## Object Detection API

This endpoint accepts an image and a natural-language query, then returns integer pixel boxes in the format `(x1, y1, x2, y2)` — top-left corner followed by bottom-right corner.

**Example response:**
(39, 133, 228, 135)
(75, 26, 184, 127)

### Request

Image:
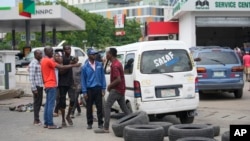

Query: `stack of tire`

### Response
(112, 111, 169, 141)
(168, 124, 220, 141)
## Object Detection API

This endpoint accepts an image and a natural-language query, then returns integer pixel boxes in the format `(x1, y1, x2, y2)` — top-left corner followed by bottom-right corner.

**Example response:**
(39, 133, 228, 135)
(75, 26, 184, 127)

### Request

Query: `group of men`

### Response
(28, 45, 131, 133)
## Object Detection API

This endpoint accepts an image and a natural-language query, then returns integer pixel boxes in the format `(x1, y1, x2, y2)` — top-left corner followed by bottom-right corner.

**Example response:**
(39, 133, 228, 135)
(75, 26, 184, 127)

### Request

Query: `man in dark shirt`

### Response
(58, 45, 75, 127)
(95, 48, 131, 133)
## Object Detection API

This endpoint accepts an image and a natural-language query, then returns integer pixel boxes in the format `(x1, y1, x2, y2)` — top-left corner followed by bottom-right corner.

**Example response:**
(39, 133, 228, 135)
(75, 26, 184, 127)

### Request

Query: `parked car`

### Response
(191, 46, 244, 98)
(104, 41, 199, 123)
(23, 46, 88, 66)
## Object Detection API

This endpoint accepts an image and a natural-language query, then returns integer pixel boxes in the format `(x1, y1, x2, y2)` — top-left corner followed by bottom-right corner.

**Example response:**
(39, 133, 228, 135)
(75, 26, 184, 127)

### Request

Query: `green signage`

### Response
(0, 7, 11, 10)
(215, 1, 250, 8)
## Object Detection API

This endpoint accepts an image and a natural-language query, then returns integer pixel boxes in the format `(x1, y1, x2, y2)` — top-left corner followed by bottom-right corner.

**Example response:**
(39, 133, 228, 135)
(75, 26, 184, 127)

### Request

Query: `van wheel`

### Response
(179, 112, 194, 124)
(234, 89, 243, 98)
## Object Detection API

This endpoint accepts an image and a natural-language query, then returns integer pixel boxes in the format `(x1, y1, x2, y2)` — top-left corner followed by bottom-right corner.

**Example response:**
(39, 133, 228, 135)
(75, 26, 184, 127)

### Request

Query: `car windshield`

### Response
(197, 51, 239, 65)
(140, 49, 193, 74)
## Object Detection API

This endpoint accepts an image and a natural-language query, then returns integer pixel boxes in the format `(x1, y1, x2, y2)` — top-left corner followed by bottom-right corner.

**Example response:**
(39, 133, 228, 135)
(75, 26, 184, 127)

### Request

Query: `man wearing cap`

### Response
(81, 48, 106, 129)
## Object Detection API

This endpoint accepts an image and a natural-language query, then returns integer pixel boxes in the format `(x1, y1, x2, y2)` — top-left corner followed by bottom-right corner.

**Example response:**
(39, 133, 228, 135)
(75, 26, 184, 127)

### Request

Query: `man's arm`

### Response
(28, 62, 37, 92)
(56, 63, 81, 70)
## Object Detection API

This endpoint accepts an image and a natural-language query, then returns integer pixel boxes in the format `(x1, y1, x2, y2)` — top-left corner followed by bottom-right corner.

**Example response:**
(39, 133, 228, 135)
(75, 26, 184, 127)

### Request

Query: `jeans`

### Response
(33, 86, 43, 122)
(44, 87, 56, 126)
(104, 89, 131, 129)
(72, 89, 81, 115)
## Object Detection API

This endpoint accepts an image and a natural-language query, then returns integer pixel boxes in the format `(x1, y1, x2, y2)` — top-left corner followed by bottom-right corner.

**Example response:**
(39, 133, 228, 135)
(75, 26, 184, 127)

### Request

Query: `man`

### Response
(71, 57, 82, 118)
(41, 46, 80, 129)
(58, 45, 75, 127)
(28, 50, 43, 125)
(95, 48, 131, 133)
(243, 51, 250, 82)
(81, 48, 106, 129)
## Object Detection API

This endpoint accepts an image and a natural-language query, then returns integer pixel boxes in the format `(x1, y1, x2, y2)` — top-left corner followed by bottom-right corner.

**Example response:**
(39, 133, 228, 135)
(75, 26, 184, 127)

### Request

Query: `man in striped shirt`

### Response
(29, 49, 44, 125)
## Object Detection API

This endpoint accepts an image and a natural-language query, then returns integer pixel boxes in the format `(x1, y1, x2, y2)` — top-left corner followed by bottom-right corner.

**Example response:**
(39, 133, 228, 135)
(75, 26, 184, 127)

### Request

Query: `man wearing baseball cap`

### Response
(81, 48, 106, 129)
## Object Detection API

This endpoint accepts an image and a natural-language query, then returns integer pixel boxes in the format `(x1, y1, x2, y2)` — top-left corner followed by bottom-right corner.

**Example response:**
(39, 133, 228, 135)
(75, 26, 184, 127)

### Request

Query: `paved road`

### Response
(0, 83, 250, 141)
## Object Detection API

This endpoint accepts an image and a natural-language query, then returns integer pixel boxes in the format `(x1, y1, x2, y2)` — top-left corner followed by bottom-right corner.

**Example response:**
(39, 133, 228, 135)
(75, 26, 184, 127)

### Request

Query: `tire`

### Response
(234, 89, 243, 98)
(123, 124, 164, 141)
(111, 113, 126, 119)
(112, 111, 149, 137)
(148, 121, 173, 136)
(206, 124, 220, 136)
(168, 124, 214, 141)
(176, 137, 217, 141)
(221, 131, 230, 141)
(179, 112, 194, 124)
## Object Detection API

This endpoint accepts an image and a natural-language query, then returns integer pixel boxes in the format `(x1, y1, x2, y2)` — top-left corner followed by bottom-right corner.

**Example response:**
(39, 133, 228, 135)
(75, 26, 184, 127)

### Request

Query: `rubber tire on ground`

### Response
(168, 124, 214, 141)
(148, 121, 173, 136)
(123, 124, 164, 141)
(221, 131, 230, 141)
(176, 137, 217, 141)
(206, 124, 220, 136)
(112, 111, 149, 137)
(111, 113, 126, 119)
(234, 89, 243, 98)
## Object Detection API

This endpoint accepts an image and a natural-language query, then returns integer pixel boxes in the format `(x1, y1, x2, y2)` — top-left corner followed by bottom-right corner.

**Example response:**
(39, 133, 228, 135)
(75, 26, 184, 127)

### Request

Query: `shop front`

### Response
(170, 0, 250, 49)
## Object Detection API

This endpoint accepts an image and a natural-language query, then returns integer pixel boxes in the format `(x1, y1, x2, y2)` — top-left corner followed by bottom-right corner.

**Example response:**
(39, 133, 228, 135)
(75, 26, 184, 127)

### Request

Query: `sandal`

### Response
(43, 125, 48, 128)
(66, 116, 73, 125)
(48, 125, 62, 129)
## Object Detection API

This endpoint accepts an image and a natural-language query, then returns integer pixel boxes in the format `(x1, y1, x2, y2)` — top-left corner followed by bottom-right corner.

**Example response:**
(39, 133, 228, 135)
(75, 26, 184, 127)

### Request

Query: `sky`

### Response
(0, 0, 15, 7)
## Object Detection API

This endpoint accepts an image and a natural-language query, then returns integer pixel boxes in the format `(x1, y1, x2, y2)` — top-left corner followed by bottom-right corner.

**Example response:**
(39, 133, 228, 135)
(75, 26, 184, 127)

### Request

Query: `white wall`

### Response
(179, 12, 196, 47)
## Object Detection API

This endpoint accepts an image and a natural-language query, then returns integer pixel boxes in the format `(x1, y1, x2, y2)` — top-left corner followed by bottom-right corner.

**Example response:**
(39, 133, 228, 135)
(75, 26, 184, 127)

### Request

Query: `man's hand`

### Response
(83, 94, 88, 100)
(107, 85, 111, 92)
(102, 90, 106, 97)
(73, 63, 81, 67)
(32, 90, 38, 95)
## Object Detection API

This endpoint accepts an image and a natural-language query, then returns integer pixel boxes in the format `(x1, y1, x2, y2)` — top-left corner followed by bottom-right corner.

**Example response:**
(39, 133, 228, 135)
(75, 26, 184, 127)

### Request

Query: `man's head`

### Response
(87, 48, 98, 61)
(54, 52, 62, 64)
(44, 46, 53, 58)
(34, 49, 43, 61)
(63, 45, 71, 56)
(106, 48, 117, 60)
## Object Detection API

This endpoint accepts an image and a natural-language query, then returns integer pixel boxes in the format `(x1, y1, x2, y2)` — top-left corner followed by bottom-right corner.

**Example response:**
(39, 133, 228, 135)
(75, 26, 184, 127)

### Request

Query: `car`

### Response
(191, 46, 244, 98)
(104, 41, 199, 123)
(23, 46, 88, 66)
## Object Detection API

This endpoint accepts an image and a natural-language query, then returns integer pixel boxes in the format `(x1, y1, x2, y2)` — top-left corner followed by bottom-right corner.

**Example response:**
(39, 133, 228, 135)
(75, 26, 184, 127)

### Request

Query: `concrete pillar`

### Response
(12, 30, 16, 50)
(41, 24, 46, 46)
(25, 20, 31, 47)
(52, 28, 56, 46)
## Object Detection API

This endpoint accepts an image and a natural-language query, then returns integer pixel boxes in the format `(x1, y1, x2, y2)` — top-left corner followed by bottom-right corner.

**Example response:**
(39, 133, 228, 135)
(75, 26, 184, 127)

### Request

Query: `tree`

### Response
(1, 0, 142, 50)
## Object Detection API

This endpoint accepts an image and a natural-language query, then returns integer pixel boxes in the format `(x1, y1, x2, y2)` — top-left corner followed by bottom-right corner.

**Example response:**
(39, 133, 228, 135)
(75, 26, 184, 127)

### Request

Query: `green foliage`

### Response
(1, 0, 142, 50)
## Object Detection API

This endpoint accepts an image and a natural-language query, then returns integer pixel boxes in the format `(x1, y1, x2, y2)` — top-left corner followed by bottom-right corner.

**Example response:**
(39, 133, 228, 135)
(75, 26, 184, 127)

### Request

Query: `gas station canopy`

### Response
(0, 5, 85, 32)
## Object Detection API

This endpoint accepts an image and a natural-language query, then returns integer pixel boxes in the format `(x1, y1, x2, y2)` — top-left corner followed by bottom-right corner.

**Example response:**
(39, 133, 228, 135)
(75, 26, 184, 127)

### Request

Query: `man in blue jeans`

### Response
(40, 46, 81, 129)
(81, 48, 106, 129)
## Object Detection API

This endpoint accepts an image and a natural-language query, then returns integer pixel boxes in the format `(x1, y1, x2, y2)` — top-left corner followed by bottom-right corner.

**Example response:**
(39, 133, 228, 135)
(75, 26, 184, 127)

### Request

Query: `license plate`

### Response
(161, 89, 176, 97)
(213, 71, 225, 77)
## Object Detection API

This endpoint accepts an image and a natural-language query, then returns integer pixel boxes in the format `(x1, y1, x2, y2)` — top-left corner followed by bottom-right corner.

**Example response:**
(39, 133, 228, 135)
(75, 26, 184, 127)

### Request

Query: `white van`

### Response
(104, 40, 199, 123)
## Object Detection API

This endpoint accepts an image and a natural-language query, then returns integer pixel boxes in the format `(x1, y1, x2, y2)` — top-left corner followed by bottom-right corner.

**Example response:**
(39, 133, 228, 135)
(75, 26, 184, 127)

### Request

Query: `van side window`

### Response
(75, 49, 85, 57)
(124, 53, 135, 74)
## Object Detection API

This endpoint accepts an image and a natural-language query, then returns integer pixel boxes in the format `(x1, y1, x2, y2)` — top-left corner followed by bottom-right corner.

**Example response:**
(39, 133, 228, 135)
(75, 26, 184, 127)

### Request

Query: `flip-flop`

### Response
(48, 125, 62, 129)
(66, 116, 73, 125)
(62, 122, 67, 127)
(43, 125, 48, 128)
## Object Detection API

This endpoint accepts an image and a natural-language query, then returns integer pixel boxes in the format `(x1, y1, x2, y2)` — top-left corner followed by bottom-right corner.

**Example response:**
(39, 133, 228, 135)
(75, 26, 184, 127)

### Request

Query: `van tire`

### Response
(111, 113, 126, 119)
(123, 124, 164, 141)
(148, 121, 173, 136)
(179, 112, 194, 124)
(206, 124, 220, 136)
(112, 111, 149, 137)
(168, 124, 214, 141)
(221, 131, 230, 141)
(234, 89, 243, 98)
(176, 137, 216, 141)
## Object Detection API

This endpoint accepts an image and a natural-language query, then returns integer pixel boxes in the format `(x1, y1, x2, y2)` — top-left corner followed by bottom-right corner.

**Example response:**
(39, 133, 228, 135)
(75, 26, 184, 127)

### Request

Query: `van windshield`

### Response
(140, 49, 192, 74)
